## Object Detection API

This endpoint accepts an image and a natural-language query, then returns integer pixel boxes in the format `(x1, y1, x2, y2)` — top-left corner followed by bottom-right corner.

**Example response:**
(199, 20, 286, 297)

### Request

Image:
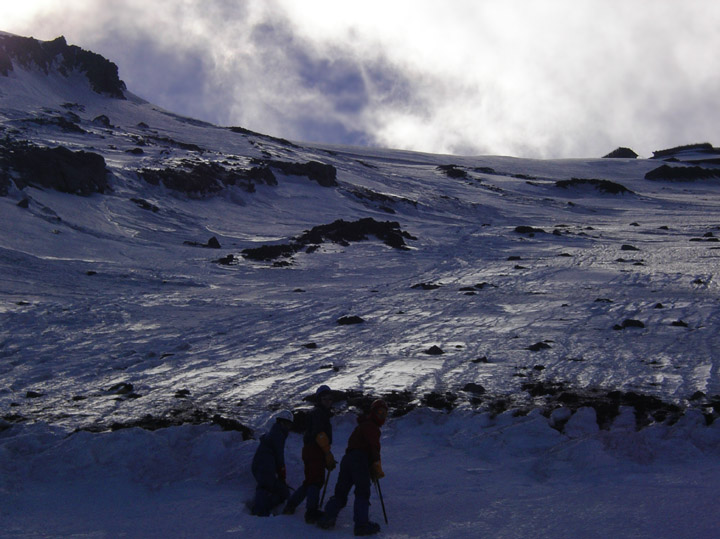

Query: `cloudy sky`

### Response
(2, 0, 719, 158)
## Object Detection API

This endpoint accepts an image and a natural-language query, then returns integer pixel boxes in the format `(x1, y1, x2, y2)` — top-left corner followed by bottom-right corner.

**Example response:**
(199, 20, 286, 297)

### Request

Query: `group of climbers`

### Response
(249, 385, 388, 536)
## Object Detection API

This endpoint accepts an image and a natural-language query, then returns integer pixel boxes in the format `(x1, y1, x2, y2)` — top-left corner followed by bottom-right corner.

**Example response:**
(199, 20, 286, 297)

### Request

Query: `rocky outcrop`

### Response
(0, 140, 109, 195)
(555, 178, 632, 194)
(0, 34, 126, 98)
(602, 147, 638, 159)
(139, 162, 276, 195)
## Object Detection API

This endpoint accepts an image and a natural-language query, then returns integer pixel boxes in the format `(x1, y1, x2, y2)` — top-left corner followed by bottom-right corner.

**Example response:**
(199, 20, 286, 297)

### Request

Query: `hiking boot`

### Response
(354, 521, 381, 536)
(316, 516, 336, 530)
(304, 508, 324, 524)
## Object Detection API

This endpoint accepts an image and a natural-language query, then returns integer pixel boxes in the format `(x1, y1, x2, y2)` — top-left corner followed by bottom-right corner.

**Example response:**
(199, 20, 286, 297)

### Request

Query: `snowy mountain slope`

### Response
(2, 34, 720, 431)
(2, 34, 720, 538)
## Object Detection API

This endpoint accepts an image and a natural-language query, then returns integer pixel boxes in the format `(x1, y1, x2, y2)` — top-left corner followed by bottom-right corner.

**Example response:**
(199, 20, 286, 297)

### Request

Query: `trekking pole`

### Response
(320, 469, 332, 505)
(374, 479, 388, 525)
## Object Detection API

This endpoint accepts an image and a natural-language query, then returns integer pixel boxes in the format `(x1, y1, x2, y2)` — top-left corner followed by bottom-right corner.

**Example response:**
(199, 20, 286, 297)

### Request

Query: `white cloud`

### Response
(1, 0, 719, 157)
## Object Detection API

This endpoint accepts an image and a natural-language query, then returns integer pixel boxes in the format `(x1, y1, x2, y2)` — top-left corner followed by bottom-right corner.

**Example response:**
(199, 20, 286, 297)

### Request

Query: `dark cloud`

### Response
(2, 0, 719, 157)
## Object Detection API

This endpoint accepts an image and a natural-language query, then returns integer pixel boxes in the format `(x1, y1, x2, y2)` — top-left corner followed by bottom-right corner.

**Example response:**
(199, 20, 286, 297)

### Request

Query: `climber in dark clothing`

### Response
(318, 399, 388, 536)
(283, 385, 337, 523)
(250, 410, 294, 516)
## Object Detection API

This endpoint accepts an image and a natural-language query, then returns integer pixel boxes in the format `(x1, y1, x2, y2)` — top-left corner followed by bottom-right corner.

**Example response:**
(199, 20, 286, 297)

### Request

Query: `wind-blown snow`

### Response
(2, 37, 720, 537)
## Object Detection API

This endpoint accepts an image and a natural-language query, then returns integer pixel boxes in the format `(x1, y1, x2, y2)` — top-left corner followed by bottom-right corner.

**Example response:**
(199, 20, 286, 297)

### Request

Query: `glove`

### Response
(325, 451, 337, 471)
(278, 466, 287, 482)
(371, 460, 385, 480)
(316, 432, 331, 452)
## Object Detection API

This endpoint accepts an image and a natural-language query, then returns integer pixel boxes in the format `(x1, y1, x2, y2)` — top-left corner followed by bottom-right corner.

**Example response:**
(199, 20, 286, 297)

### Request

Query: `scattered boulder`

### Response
(527, 342, 552, 351)
(130, 198, 159, 212)
(613, 319, 645, 330)
(184, 236, 221, 249)
(411, 282, 441, 290)
(337, 315, 364, 325)
(462, 383, 486, 395)
(424, 345, 444, 355)
(514, 226, 546, 235)
(421, 391, 458, 411)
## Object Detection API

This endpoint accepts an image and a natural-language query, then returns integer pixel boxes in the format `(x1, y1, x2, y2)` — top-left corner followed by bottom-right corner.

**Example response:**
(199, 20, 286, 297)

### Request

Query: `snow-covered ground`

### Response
(2, 34, 720, 537)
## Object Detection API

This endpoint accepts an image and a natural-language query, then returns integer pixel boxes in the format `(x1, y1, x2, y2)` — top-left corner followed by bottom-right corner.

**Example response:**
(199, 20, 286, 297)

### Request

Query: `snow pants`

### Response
(321, 449, 372, 525)
(251, 453, 289, 516)
(286, 443, 326, 511)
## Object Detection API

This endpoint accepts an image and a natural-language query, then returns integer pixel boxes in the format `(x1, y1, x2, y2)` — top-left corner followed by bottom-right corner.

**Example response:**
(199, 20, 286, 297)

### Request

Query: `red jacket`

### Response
(346, 414, 381, 463)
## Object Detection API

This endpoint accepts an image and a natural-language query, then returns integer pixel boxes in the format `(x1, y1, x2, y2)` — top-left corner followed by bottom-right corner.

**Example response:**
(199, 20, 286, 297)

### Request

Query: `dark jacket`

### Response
(303, 405, 333, 447)
(345, 414, 381, 464)
(252, 421, 288, 475)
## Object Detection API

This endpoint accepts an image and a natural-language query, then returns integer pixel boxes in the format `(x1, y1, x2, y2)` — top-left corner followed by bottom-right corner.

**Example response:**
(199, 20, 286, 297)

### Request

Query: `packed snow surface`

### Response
(1, 37, 720, 537)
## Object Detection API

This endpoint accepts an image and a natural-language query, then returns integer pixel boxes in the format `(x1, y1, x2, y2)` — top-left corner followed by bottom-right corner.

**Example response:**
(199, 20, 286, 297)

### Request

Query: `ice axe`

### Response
(320, 468, 332, 505)
(374, 478, 388, 525)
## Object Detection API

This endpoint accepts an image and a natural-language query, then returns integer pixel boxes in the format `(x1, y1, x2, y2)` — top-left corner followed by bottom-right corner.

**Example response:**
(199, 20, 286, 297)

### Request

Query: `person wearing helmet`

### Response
(283, 385, 336, 523)
(250, 410, 294, 516)
(317, 399, 388, 536)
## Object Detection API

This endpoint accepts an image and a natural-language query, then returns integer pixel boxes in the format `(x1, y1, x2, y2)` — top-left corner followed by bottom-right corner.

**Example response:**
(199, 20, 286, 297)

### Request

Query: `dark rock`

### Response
(1, 141, 108, 195)
(421, 391, 458, 411)
(242, 243, 298, 261)
(107, 382, 134, 395)
(645, 164, 720, 181)
(25, 391, 43, 398)
(437, 164, 468, 178)
(471, 356, 490, 363)
(412, 282, 441, 290)
(556, 178, 632, 194)
(93, 115, 112, 127)
(17, 198, 30, 208)
(211, 415, 253, 439)
(514, 226, 545, 235)
(337, 315, 364, 325)
(130, 198, 159, 212)
(613, 319, 645, 330)
(462, 383, 486, 395)
(424, 345, 444, 355)
(214, 254, 236, 265)
(527, 342, 552, 351)
(303, 342, 318, 349)
(603, 147, 638, 159)
(651, 142, 718, 159)
(0, 34, 126, 98)
(671, 320, 689, 327)
(258, 159, 337, 187)
(242, 218, 416, 263)
(621, 244, 640, 251)
(297, 218, 416, 250)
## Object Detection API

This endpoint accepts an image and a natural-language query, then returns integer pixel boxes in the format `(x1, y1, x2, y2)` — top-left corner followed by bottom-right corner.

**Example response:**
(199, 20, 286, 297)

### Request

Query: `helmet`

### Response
(316, 385, 331, 396)
(275, 410, 294, 423)
(370, 399, 388, 412)
(370, 399, 389, 425)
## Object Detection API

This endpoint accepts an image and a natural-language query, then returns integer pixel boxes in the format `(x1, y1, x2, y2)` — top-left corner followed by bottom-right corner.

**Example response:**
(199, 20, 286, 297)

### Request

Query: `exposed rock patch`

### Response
(0, 34, 126, 97)
(241, 218, 416, 262)
(0, 140, 108, 195)
(556, 178, 632, 194)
